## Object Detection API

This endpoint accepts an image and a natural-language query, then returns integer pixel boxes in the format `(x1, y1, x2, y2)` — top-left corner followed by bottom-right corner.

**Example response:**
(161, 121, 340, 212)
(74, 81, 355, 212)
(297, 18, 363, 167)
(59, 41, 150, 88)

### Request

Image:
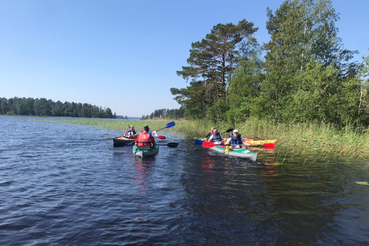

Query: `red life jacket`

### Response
(136, 132, 153, 147)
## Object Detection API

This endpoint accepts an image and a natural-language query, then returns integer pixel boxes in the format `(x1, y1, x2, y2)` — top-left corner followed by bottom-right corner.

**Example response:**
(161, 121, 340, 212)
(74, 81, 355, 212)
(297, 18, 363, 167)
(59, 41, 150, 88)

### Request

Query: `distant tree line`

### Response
(0, 97, 116, 118)
(140, 107, 184, 120)
(171, 0, 369, 130)
(116, 115, 129, 119)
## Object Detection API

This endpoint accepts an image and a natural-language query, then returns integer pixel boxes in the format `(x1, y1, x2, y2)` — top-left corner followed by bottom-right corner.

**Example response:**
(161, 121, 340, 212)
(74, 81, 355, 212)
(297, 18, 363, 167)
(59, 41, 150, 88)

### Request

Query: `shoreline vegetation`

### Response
(35, 118, 369, 160)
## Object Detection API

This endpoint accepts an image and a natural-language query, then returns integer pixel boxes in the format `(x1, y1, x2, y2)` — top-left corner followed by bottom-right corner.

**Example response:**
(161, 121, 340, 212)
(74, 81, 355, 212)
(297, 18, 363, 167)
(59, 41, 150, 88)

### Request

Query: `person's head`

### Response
(130, 125, 134, 129)
(210, 127, 214, 133)
(213, 128, 218, 134)
(233, 129, 239, 136)
(144, 125, 149, 133)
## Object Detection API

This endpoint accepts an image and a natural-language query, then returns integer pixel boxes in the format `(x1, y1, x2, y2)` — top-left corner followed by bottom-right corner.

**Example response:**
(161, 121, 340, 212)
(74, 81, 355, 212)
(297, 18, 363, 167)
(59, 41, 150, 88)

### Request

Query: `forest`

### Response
(0, 97, 116, 118)
(166, 0, 369, 130)
(140, 107, 184, 120)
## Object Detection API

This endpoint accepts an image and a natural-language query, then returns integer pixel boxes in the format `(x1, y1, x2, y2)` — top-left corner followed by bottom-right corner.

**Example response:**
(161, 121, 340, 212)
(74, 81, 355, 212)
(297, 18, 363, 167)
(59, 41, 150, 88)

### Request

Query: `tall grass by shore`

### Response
(36, 118, 369, 159)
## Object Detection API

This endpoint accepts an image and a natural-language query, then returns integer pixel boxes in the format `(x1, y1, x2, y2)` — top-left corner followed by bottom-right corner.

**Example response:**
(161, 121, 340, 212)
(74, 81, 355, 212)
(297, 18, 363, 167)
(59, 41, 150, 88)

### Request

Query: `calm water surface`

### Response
(0, 116, 368, 245)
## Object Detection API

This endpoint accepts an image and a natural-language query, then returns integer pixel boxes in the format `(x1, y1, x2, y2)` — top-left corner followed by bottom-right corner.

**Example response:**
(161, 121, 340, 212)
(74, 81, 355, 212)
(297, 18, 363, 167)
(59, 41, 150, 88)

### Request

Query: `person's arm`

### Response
(225, 138, 231, 145)
(150, 135, 156, 146)
(240, 135, 247, 147)
(208, 135, 213, 142)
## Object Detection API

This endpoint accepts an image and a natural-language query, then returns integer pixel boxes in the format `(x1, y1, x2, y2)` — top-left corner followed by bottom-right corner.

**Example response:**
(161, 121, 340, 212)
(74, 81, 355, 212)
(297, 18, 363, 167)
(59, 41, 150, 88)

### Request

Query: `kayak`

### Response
(243, 139, 277, 146)
(133, 145, 159, 158)
(209, 145, 258, 162)
(113, 136, 135, 147)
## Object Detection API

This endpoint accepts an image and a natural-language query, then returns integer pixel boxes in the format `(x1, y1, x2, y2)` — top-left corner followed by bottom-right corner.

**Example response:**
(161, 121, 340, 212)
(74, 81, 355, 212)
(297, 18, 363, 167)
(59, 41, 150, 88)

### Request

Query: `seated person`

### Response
(203, 127, 214, 141)
(142, 124, 154, 135)
(207, 128, 223, 145)
(225, 129, 246, 148)
(124, 125, 137, 138)
(135, 125, 156, 147)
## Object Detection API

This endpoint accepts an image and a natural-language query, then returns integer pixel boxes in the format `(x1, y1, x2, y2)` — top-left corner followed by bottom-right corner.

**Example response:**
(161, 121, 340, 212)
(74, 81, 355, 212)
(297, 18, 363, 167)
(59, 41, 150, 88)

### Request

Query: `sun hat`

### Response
(233, 129, 239, 133)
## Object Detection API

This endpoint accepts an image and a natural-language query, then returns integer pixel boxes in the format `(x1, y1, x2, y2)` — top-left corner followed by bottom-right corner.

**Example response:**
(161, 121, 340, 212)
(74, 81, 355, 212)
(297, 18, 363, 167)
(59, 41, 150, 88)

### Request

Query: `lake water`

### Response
(0, 116, 368, 245)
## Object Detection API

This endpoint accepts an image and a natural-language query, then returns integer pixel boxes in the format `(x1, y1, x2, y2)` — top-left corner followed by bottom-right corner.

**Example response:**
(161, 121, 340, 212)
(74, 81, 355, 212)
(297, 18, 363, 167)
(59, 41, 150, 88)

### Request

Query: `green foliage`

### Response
(140, 107, 184, 120)
(259, 0, 360, 126)
(168, 0, 369, 132)
(206, 97, 230, 123)
(0, 97, 115, 118)
(227, 38, 264, 123)
(173, 19, 258, 119)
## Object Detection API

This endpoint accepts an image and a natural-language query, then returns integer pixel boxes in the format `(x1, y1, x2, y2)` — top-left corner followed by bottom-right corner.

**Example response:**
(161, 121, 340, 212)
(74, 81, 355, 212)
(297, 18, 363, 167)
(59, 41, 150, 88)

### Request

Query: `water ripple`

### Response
(0, 116, 368, 245)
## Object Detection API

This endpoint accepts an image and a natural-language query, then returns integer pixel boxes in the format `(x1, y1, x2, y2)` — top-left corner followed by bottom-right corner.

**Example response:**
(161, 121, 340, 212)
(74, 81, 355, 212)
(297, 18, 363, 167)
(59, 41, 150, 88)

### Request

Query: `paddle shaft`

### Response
(154, 121, 175, 133)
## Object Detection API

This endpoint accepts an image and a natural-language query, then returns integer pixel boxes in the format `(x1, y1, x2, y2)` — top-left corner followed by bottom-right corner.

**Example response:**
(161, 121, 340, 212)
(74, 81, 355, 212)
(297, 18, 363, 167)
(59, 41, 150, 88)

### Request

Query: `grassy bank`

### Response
(36, 118, 369, 159)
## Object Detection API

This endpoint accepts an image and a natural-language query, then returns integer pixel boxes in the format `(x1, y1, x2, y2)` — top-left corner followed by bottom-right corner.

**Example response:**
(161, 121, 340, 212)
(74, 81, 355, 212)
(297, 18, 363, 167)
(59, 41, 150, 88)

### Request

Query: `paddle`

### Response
(224, 146, 233, 154)
(260, 143, 275, 149)
(202, 141, 275, 149)
(106, 136, 123, 140)
(158, 136, 166, 139)
(167, 142, 179, 148)
(155, 121, 175, 132)
(221, 128, 234, 135)
(194, 139, 204, 145)
(126, 140, 136, 146)
(202, 142, 220, 148)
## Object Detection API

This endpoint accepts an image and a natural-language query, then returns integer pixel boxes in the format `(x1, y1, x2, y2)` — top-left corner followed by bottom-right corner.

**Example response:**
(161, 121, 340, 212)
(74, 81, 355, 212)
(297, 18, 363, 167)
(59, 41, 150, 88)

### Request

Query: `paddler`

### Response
(207, 128, 224, 145)
(225, 129, 246, 148)
(135, 125, 156, 147)
(204, 127, 214, 140)
(125, 125, 137, 138)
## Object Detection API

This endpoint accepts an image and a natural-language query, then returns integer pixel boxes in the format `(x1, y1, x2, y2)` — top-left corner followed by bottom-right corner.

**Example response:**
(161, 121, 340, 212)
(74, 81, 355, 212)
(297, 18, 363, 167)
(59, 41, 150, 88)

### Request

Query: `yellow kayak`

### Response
(243, 139, 277, 146)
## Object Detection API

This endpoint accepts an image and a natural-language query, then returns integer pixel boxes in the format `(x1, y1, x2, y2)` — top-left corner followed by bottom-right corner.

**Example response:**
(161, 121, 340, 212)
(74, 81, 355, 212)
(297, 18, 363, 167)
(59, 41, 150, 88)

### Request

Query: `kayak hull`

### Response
(210, 145, 258, 161)
(113, 137, 135, 147)
(243, 139, 277, 146)
(133, 145, 159, 158)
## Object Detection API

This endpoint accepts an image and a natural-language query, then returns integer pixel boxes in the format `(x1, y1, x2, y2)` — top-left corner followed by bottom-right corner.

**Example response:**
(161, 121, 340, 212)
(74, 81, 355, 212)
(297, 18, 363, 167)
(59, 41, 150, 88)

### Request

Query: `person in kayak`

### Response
(142, 124, 155, 135)
(124, 125, 137, 138)
(204, 127, 214, 140)
(225, 129, 246, 148)
(135, 125, 156, 147)
(207, 128, 224, 145)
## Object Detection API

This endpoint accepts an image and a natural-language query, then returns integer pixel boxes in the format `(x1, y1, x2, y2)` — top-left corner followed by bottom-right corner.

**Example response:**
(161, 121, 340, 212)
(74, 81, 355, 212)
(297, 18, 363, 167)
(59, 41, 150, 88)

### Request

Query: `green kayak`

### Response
(133, 145, 159, 158)
(210, 145, 258, 162)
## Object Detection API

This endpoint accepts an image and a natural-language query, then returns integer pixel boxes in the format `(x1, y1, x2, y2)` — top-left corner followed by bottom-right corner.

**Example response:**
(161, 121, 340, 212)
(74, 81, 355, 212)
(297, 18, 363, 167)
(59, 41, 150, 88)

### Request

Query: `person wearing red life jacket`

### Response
(135, 125, 156, 147)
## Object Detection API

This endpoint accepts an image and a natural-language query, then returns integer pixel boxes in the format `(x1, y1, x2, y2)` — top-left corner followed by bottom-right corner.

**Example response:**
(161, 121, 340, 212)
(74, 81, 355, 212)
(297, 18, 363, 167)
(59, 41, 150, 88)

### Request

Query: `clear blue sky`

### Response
(1, 0, 368, 117)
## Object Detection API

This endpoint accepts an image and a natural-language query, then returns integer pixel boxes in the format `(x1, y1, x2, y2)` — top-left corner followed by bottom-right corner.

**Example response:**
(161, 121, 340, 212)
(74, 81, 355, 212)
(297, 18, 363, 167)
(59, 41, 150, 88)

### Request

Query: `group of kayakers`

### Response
(123, 124, 245, 149)
(205, 127, 246, 148)
(123, 124, 156, 148)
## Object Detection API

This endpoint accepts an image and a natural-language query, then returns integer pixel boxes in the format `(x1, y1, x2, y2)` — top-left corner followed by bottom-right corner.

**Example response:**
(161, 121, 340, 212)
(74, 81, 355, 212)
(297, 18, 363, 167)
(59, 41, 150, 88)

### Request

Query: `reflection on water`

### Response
(0, 116, 369, 245)
(133, 158, 152, 192)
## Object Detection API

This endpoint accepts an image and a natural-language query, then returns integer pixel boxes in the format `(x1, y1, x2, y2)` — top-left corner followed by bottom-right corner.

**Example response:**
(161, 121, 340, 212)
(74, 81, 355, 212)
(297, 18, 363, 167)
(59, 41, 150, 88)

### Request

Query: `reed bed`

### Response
(36, 118, 369, 159)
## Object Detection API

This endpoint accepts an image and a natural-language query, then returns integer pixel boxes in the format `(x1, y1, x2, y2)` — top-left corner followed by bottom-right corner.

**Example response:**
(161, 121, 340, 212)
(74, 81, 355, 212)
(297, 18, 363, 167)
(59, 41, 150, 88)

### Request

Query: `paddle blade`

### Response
(226, 128, 234, 133)
(262, 143, 275, 149)
(167, 142, 179, 148)
(224, 146, 233, 154)
(158, 136, 166, 139)
(165, 121, 175, 129)
(194, 139, 203, 145)
(202, 142, 216, 148)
